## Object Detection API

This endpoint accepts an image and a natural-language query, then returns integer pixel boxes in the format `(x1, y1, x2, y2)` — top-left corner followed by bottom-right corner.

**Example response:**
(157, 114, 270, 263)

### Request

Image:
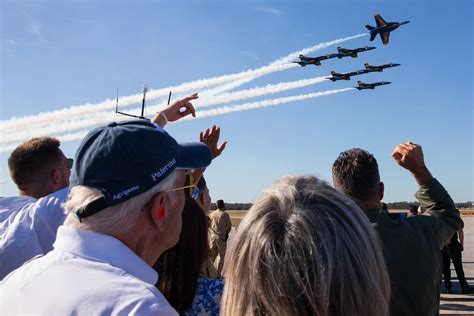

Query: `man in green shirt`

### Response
(332, 141, 463, 316)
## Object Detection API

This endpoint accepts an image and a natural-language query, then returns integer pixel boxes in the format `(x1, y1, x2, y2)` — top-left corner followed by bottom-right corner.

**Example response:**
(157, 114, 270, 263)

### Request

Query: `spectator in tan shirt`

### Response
(209, 199, 231, 276)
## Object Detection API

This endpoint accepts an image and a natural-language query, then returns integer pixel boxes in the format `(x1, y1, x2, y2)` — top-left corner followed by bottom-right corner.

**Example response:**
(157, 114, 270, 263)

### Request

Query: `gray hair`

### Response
(64, 170, 179, 235)
(222, 175, 390, 316)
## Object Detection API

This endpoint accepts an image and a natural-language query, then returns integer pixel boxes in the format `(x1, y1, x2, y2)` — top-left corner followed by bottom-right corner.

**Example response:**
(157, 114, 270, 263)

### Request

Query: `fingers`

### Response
(179, 102, 196, 118)
(217, 141, 228, 155)
(181, 93, 199, 102)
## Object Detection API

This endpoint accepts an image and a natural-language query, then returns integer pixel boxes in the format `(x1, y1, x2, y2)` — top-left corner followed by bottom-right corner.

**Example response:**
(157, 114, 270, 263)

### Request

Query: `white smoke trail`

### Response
(0, 76, 329, 144)
(0, 33, 366, 132)
(190, 88, 355, 119)
(0, 87, 354, 153)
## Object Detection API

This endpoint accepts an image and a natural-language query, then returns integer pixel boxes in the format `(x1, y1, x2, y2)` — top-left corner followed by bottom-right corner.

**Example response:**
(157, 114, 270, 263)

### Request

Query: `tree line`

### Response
(211, 201, 473, 211)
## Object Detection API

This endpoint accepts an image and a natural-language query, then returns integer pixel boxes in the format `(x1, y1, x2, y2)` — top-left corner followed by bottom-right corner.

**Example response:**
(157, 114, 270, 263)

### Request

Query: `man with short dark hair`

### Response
(8, 137, 70, 199)
(209, 199, 231, 276)
(332, 142, 462, 315)
(0, 137, 70, 279)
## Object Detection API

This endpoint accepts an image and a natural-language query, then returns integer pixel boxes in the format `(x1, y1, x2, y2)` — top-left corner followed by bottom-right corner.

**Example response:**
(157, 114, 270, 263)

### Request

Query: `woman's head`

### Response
(222, 175, 390, 316)
(154, 197, 210, 314)
(195, 176, 212, 215)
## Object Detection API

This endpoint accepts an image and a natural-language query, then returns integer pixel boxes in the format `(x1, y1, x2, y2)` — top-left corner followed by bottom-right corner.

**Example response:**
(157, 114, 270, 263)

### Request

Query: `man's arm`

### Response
(391, 142, 463, 248)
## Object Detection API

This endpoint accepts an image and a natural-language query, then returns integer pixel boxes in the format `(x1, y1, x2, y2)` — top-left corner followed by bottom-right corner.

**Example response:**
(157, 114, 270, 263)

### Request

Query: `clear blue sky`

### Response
(1, 0, 472, 203)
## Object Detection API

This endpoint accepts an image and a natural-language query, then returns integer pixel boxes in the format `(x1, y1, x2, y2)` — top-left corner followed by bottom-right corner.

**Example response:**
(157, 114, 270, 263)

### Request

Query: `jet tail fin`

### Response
(369, 32, 377, 41)
(365, 25, 375, 30)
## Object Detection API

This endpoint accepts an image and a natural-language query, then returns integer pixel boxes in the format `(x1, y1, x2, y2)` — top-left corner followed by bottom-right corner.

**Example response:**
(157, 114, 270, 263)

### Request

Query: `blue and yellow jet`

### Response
(366, 14, 410, 45)
(355, 80, 391, 90)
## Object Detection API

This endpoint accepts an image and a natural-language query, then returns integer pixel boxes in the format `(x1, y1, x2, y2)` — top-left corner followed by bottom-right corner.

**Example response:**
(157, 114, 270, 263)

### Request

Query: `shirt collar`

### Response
(365, 208, 382, 223)
(53, 226, 158, 285)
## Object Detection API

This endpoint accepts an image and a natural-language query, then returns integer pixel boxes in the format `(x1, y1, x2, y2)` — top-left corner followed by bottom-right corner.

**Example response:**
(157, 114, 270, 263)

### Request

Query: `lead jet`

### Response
(364, 62, 400, 72)
(327, 69, 369, 82)
(293, 53, 340, 66)
(366, 13, 410, 45)
(336, 46, 376, 58)
(355, 80, 391, 90)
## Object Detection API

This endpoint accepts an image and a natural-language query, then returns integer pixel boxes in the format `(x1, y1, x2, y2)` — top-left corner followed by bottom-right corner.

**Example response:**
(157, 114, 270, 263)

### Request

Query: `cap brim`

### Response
(176, 142, 212, 169)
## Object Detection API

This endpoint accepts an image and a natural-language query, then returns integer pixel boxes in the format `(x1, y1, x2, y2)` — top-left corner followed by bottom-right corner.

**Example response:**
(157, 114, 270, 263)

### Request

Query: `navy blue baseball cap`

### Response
(70, 120, 212, 220)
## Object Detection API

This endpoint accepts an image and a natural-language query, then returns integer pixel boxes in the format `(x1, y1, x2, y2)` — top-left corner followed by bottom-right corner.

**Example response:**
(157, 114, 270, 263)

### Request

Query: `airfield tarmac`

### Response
(227, 213, 474, 315)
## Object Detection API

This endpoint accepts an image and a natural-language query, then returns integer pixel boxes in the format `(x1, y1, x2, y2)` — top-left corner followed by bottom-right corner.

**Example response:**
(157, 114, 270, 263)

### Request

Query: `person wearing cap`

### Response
(209, 199, 231, 277)
(0, 94, 216, 315)
(332, 141, 463, 315)
(0, 137, 70, 280)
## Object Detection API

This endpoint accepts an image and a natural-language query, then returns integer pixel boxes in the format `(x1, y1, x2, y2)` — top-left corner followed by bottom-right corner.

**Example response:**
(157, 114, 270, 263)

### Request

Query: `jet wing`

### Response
(381, 31, 390, 45)
(337, 47, 351, 54)
(374, 14, 387, 27)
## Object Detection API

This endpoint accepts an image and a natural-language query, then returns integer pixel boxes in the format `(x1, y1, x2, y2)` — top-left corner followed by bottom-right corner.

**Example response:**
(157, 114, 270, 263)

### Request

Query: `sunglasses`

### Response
(67, 158, 74, 169)
(167, 174, 198, 198)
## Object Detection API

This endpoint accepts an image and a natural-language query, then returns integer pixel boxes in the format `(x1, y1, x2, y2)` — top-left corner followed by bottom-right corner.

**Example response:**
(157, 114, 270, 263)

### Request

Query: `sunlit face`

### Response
(57, 150, 71, 188)
(200, 186, 212, 215)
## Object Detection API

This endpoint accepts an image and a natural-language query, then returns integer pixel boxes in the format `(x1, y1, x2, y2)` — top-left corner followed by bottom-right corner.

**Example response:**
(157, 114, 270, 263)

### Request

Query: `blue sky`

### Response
(1, 0, 472, 203)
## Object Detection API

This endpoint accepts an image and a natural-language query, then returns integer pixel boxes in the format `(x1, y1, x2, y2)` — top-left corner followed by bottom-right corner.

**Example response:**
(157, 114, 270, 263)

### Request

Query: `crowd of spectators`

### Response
(0, 93, 470, 315)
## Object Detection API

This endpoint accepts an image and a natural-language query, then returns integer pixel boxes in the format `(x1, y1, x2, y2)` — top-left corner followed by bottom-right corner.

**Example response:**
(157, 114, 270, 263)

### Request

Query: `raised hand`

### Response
(152, 93, 198, 127)
(200, 125, 227, 159)
(391, 141, 433, 186)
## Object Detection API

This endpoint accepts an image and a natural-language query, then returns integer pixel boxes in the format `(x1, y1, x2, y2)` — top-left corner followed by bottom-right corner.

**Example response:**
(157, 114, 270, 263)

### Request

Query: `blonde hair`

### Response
(221, 175, 390, 316)
(64, 170, 179, 235)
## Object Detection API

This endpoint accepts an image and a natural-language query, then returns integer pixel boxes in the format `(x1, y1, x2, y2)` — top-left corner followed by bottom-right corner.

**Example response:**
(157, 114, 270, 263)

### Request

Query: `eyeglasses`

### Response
(167, 174, 197, 198)
(67, 158, 74, 169)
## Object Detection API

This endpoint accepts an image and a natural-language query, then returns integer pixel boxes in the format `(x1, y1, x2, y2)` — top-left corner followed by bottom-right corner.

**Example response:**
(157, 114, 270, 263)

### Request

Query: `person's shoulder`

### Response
(209, 209, 220, 218)
(0, 196, 37, 224)
(0, 195, 37, 211)
(185, 277, 224, 316)
(197, 276, 224, 291)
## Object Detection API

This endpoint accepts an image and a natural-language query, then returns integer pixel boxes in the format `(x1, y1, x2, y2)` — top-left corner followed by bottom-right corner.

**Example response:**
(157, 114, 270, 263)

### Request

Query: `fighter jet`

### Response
(355, 80, 391, 90)
(336, 46, 376, 59)
(327, 70, 369, 82)
(293, 53, 340, 66)
(366, 13, 410, 45)
(364, 63, 401, 72)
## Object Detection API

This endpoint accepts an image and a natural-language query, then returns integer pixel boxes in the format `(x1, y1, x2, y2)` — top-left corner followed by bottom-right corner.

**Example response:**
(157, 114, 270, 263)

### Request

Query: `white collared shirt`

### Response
(0, 188, 68, 280)
(0, 225, 178, 315)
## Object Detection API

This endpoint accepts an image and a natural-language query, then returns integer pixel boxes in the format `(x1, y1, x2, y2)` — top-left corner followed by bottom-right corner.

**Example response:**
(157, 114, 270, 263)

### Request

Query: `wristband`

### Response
(159, 112, 168, 124)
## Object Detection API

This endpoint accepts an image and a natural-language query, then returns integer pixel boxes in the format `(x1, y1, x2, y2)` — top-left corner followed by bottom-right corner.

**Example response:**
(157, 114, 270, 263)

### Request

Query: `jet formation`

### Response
(366, 13, 409, 45)
(355, 80, 391, 90)
(292, 13, 409, 92)
(294, 46, 375, 67)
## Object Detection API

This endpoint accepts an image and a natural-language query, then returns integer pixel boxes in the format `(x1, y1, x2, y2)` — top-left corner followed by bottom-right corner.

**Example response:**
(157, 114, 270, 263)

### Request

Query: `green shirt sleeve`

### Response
(415, 177, 463, 248)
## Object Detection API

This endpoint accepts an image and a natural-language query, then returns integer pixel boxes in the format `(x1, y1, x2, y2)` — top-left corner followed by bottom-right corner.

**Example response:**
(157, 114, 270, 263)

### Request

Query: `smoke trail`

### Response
(190, 88, 355, 119)
(0, 63, 293, 133)
(0, 76, 329, 144)
(0, 87, 354, 153)
(1, 33, 365, 132)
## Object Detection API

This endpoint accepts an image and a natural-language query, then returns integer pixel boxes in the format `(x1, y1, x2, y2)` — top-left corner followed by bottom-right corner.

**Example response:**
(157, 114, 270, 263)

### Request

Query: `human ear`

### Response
(150, 193, 167, 231)
(379, 182, 385, 200)
(51, 169, 61, 186)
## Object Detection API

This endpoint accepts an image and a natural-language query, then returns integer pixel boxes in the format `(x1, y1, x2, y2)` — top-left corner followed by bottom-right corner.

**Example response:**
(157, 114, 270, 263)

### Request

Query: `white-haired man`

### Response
(1, 114, 213, 314)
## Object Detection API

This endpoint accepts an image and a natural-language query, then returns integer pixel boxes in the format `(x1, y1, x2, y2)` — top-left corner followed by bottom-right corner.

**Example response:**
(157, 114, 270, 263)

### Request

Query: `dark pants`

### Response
(442, 242, 468, 289)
